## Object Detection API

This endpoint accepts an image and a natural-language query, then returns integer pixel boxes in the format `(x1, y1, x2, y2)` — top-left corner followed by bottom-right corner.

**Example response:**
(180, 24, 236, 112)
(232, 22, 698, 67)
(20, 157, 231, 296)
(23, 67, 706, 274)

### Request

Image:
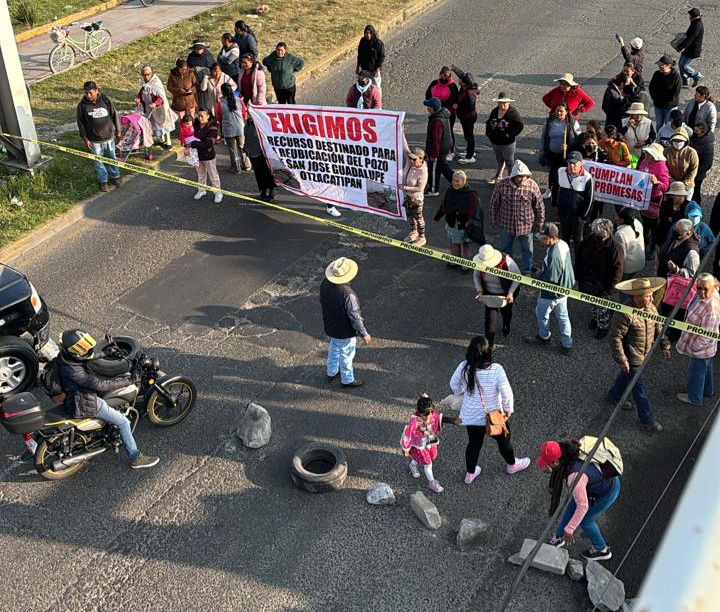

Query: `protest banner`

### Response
(584, 161, 652, 211)
(248, 105, 406, 220)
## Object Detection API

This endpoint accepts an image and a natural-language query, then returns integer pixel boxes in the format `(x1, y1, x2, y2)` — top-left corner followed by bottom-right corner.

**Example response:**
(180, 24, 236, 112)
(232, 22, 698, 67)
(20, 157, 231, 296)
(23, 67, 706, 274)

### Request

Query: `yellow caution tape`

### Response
(5, 132, 720, 341)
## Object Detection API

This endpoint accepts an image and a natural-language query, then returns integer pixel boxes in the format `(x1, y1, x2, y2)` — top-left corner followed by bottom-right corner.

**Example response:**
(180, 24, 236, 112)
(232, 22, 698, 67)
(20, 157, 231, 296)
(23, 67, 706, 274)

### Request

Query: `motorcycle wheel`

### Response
(0, 336, 39, 399)
(34, 433, 89, 481)
(146, 377, 196, 427)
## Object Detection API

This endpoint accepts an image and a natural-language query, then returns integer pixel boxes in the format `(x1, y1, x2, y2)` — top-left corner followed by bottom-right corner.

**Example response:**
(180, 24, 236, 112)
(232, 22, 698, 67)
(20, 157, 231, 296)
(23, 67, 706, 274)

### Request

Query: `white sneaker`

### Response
(445, 152, 455, 161)
(409, 462, 420, 478)
(542, 189, 552, 199)
(457, 156, 476, 164)
(425, 190, 440, 197)
(214, 192, 223, 204)
(194, 190, 207, 200)
(326, 206, 341, 217)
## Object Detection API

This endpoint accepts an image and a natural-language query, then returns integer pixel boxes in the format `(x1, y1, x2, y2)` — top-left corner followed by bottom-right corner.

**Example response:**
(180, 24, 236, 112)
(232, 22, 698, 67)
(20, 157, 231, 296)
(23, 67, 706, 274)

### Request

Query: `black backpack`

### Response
(39, 358, 63, 398)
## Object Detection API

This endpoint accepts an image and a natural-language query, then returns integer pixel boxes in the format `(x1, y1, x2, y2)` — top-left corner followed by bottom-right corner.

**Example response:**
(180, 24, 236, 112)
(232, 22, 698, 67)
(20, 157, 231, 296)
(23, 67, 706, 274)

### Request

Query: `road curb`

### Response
(14, 0, 127, 43)
(4, 0, 439, 263)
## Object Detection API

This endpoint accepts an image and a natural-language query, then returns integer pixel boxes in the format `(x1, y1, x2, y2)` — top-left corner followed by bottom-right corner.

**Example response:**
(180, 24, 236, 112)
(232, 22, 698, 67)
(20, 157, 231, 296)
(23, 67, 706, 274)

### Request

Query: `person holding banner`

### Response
(433, 171, 478, 268)
(400, 147, 429, 246)
(637, 143, 670, 259)
(243, 117, 275, 202)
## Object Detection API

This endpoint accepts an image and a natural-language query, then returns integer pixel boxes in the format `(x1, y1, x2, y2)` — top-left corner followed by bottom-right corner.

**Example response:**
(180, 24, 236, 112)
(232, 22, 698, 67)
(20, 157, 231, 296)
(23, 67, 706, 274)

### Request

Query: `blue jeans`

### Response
(608, 367, 653, 424)
(91, 139, 120, 184)
(556, 477, 621, 550)
(499, 228, 533, 274)
(96, 397, 139, 460)
(654, 107, 677, 131)
(536, 296, 572, 348)
(688, 357, 714, 404)
(326, 336, 357, 384)
(679, 55, 702, 83)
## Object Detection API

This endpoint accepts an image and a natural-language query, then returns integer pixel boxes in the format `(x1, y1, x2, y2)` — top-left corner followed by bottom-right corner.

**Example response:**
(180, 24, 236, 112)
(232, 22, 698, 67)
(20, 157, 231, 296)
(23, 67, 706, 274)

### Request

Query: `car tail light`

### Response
(29, 283, 42, 314)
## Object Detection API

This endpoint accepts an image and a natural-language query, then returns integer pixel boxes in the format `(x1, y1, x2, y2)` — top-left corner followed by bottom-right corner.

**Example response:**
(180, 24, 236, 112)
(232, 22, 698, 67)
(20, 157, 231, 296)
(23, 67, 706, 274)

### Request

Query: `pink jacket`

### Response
(637, 158, 670, 218)
(242, 64, 267, 106)
(346, 84, 382, 109)
(400, 412, 442, 451)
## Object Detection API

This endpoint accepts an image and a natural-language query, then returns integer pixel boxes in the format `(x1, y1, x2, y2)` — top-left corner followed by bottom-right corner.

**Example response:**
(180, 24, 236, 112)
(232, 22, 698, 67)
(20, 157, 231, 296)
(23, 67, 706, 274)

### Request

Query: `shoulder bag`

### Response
(467, 205, 486, 245)
(475, 374, 509, 436)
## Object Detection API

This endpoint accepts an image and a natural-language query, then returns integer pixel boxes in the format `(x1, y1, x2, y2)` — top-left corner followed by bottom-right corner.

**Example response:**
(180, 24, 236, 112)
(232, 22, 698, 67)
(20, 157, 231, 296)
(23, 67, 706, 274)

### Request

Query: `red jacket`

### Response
(542, 86, 595, 118)
(346, 84, 382, 109)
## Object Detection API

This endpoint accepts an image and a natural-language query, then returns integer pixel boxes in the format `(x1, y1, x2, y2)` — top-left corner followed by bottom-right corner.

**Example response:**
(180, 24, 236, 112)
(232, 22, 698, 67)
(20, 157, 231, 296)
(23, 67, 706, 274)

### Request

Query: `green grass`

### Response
(10, 0, 107, 32)
(31, 0, 417, 130)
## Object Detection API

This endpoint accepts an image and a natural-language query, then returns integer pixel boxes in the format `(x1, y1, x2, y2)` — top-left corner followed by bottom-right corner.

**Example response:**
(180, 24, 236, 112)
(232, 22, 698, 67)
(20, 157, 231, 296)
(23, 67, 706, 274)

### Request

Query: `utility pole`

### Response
(0, 0, 43, 171)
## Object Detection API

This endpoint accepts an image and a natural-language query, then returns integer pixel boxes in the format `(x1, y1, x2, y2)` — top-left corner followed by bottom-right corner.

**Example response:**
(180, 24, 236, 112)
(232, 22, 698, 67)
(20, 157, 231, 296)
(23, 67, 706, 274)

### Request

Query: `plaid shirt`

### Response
(490, 177, 545, 236)
(677, 292, 720, 359)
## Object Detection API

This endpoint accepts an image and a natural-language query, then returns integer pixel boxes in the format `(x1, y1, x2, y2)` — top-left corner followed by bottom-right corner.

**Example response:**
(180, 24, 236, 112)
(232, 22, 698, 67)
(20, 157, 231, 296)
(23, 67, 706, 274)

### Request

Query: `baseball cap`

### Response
(423, 97, 442, 112)
(567, 151, 583, 164)
(83, 80, 98, 91)
(536, 441, 562, 468)
(539, 222, 559, 238)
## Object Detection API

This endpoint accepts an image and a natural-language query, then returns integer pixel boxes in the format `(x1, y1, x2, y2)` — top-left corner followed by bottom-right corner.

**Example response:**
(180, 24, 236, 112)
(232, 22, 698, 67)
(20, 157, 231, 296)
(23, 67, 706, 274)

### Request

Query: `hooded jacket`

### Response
(346, 82, 382, 109)
(664, 129, 699, 189)
(649, 69, 682, 109)
(357, 26, 385, 72)
(680, 17, 704, 59)
(76, 93, 121, 143)
(685, 201, 716, 258)
(57, 351, 131, 417)
(425, 107, 453, 158)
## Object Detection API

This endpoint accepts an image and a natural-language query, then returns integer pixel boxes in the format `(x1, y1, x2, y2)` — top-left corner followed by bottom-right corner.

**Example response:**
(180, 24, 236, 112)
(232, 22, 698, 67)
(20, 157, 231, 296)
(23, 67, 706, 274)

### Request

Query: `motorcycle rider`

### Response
(57, 330, 159, 469)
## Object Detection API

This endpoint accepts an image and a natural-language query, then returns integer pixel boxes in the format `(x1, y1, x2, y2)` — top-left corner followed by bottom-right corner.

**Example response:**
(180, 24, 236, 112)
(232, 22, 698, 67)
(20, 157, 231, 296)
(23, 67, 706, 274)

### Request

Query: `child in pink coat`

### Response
(401, 394, 459, 493)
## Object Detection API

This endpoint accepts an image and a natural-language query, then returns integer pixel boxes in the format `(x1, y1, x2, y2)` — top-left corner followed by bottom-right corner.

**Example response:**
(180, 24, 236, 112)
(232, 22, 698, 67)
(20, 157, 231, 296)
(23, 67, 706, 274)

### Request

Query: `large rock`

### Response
(567, 558, 584, 581)
(507, 553, 524, 566)
(366, 482, 396, 505)
(586, 561, 625, 612)
(237, 403, 272, 448)
(456, 518, 489, 551)
(517, 538, 569, 575)
(410, 491, 441, 530)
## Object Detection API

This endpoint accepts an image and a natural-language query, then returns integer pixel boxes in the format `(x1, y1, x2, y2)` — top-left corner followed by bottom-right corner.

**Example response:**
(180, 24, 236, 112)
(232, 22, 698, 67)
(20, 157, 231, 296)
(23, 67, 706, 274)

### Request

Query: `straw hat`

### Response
(493, 92, 515, 103)
(325, 257, 358, 284)
(641, 143, 666, 161)
(554, 73, 578, 87)
(615, 277, 666, 296)
(473, 244, 503, 268)
(667, 181, 688, 196)
(625, 102, 648, 116)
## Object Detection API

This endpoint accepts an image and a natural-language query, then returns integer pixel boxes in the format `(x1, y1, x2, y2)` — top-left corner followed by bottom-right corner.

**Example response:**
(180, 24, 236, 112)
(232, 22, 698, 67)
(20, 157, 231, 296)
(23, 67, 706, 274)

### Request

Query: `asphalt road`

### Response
(2, 1, 719, 610)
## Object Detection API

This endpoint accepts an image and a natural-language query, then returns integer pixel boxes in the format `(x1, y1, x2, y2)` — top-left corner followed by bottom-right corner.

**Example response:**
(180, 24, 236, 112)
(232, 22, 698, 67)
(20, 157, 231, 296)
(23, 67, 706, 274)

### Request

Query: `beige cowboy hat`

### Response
(615, 277, 666, 296)
(492, 92, 515, 103)
(625, 102, 648, 116)
(473, 244, 503, 268)
(554, 73, 578, 87)
(667, 181, 688, 196)
(641, 143, 666, 161)
(325, 257, 358, 284)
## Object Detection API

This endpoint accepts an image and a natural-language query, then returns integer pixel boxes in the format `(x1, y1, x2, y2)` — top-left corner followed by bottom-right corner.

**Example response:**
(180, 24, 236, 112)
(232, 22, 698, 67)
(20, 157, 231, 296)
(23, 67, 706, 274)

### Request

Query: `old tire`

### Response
(87, 336, 142, 377)
(290, 443, 347, 493)
(0, 336, 38, 398)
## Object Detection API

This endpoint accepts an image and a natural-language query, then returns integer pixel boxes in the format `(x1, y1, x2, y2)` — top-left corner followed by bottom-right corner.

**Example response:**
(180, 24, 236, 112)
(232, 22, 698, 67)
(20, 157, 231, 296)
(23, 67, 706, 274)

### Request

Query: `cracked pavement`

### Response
(2, 0, 719, 610)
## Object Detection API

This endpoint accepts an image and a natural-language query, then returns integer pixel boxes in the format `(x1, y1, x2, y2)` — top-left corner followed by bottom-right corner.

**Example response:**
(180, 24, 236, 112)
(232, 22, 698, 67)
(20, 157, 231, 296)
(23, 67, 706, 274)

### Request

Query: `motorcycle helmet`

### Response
(60, 330, 97, 360)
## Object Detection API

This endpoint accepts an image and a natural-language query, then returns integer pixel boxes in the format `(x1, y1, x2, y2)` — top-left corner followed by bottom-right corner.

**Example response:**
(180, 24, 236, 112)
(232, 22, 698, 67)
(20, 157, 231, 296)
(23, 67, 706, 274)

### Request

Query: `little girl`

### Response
(178, 114, 199, 167)
(401, 394, 459, 493)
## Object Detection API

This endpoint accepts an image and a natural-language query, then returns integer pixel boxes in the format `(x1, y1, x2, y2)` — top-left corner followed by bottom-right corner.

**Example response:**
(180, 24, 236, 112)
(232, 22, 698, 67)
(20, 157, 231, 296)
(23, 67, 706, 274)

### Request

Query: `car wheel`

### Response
(290, 443, 347, 493)
(0, 336, 38, 398)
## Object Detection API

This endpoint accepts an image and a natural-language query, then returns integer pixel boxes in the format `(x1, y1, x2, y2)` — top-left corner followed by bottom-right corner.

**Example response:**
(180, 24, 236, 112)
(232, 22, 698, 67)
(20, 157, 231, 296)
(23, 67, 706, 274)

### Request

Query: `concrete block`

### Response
(518, 538, 569, 575)
(238, 403, 271, 448)
(456, 518, 489, 551)
(567, 558, 584, 581)
(507, 553, 524, 566)
(410, 491, 441, 530)
(586, 561, 625, 612)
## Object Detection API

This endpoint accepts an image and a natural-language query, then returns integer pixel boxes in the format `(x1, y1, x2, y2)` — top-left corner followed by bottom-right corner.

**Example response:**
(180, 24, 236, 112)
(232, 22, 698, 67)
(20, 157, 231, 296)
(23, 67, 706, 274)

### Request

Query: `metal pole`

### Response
(0, 0, 42, 169)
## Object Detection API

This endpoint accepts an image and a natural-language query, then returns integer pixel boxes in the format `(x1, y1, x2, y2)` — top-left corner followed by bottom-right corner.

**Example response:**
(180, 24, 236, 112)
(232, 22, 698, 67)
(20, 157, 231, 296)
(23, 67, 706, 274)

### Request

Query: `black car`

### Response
(0, 264, 56, 397)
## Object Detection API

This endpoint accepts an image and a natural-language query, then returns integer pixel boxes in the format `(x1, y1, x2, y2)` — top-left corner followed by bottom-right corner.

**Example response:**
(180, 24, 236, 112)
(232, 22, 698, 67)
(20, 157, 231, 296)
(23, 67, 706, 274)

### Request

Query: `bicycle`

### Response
(48, 21, 113, 74)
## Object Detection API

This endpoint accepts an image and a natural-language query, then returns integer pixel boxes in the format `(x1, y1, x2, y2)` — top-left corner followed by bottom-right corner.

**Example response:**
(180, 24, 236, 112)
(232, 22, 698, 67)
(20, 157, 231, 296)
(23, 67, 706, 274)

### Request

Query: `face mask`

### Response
(690, 216, 700, 226)
(672, 141, 685, 150)
(584, 144, 597, 154)
(358, 80, 369, 87)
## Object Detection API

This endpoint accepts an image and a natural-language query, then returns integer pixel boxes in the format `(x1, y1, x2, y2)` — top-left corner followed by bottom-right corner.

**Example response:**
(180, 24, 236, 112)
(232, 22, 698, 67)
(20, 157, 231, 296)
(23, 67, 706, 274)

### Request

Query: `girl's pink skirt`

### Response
(409, 445, 438, 465)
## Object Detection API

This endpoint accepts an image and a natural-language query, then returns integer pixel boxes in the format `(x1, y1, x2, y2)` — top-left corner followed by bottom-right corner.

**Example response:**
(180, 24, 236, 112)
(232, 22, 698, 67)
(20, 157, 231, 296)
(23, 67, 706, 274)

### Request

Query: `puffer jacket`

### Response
(610, 306, 670, 367)
(57, 352, 131, 417)
(664, 129, 699, 189)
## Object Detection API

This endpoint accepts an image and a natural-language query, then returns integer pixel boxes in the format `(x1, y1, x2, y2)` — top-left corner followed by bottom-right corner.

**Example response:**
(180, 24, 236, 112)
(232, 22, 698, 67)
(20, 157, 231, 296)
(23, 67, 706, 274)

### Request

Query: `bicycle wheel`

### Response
(88, 28, 112, 58)
(140, 0, 156, 6)
(48, 43, 75, 73)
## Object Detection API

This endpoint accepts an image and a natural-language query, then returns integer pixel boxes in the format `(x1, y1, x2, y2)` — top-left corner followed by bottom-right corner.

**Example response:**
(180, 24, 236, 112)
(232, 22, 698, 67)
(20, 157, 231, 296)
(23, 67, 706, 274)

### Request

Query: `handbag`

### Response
(467, 206, 486, 245)
(663, 274, 696, 309)
(670, 32, 687, 51)
(476, 375, 509, 436)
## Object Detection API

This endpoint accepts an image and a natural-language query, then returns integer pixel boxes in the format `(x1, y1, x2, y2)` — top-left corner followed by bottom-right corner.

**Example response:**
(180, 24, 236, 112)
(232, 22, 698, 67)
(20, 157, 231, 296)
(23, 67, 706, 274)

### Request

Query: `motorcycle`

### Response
(0, 335, 196, 480)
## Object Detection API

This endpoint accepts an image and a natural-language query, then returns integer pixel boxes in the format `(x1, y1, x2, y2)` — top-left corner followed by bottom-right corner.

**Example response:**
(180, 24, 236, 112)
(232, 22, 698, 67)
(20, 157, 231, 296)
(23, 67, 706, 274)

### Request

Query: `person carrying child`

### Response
(400, 394, 459, 493)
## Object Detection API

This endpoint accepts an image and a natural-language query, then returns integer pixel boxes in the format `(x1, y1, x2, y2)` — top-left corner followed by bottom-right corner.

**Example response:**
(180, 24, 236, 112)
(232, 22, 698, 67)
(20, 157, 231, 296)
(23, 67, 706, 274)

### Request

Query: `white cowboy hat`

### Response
(492, 92, 515, 103)
(625, 102, 648, 115)
(325, 257, 358, 284)
(554, 73, 578, 87)
(615, 277, 666, 296)
(473, 244, 503, 268)
(641, 143, 666, 161)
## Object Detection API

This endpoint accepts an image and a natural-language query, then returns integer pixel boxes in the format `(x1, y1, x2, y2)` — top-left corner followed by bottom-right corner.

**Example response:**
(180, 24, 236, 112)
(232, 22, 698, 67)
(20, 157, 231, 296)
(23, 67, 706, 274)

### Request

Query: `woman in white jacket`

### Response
(450, 336, 530, 484)
(619, 102, 656, 154)
(614, 207, 645, 279)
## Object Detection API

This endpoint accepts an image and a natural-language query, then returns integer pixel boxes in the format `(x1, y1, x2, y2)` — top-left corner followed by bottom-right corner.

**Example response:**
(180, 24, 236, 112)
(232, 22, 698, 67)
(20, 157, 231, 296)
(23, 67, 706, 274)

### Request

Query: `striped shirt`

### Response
(449, 361, 514, 426)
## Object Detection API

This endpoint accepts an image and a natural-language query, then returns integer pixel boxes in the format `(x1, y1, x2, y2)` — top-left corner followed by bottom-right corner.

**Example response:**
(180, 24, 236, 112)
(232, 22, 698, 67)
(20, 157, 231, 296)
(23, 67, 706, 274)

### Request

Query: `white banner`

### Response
(248, 104, 406, 220)
(584, 161, 653, 211)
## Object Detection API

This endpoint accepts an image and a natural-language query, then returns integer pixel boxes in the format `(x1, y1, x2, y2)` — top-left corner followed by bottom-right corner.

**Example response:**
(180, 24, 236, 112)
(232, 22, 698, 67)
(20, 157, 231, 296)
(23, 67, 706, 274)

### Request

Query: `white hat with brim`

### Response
(615, 277, 666, 296)
(625, 102, 648, 115)
(642, 143, 666, 161)
(667, 181, 688, 196)
(554, 73, 578, 87)
(473, 244, 503, 268)
(189, 41, 209, 49)
(493, 95, 515, 103)
(325, 257, 358, 284)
